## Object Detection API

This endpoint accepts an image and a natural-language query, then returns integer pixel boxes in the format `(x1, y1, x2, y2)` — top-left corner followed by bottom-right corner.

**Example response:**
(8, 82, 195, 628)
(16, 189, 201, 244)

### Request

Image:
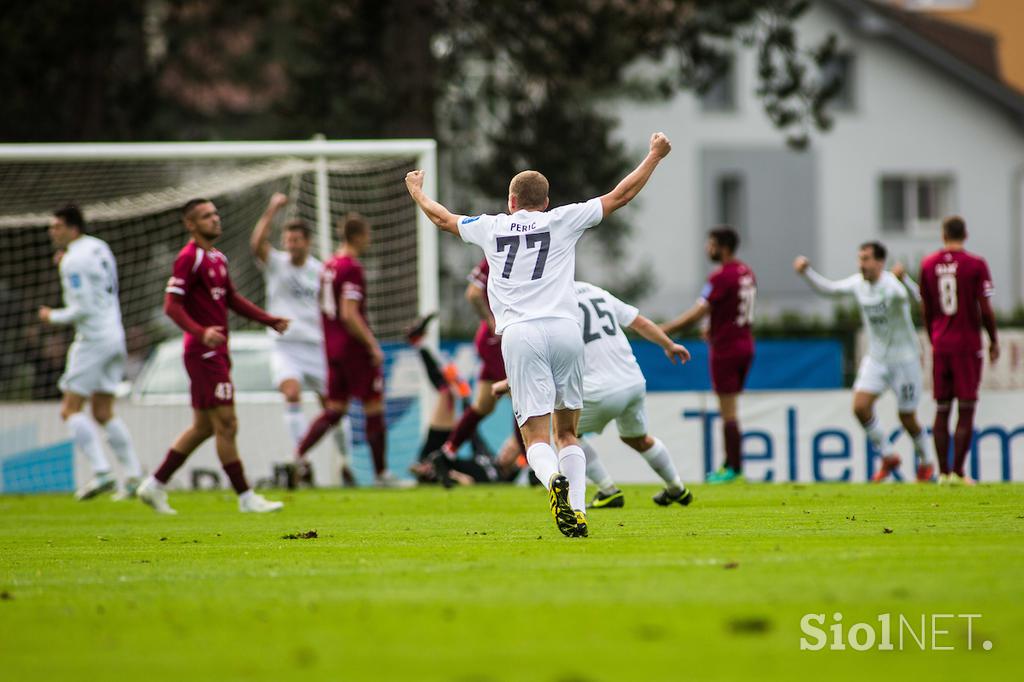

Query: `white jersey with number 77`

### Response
(457, 199, 603, 335)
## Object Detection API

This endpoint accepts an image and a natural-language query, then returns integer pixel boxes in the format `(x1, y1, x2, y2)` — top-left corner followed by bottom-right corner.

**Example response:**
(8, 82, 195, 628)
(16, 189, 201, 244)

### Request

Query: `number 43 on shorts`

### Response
(214, 382, 234, 401)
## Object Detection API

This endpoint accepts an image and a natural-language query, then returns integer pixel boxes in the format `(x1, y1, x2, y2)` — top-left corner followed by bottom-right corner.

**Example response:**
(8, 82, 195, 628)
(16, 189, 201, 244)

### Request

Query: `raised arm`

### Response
(250, 192, 288, 264)
(793, 257, 853, 297)
(405, 170, 460, 235)
(890, 262, 921, 302)
(599, 132, 672, 218)
(660, 300, 709, 337)
(630, 314, 691, 365)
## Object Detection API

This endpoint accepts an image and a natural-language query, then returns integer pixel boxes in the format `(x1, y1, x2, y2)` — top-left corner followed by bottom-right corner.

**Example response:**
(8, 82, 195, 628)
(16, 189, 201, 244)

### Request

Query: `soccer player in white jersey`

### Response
(406, 131, 672, 538)
(249, 193, 354, 485)
(38, 204, 144, 500)
(495, 280, 693, 508)
(794, 242, 935, 482)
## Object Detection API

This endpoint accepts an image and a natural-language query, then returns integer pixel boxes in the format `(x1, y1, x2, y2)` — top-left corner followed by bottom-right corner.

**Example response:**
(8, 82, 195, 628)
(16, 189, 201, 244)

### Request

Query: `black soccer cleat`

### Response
(548, 474, 579, 538)
(653, 486, 694, 507)
(574, 511, 589, 538)
(429, 449, 456, 489)
(405, 311, 438, 346)
(587, 488, 625, 509)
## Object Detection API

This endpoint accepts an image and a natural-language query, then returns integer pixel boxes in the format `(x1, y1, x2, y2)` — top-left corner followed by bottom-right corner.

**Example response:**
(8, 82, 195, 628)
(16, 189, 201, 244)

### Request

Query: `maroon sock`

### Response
(296, 409, 343, 458)
(953, 404, 976, 477)
(366, 413, 387, 476)
(446, 407, 484, 452)
(154, 449, 188, 485)
(723, 419, 742, 473)
(222, 460, 250, 494)
(933, 405, 952, 474)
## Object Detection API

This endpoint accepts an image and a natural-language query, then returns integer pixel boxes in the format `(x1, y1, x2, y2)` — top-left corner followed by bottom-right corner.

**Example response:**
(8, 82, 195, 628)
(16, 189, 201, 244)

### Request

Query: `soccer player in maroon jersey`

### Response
(137, 199, 289, 514)
(292, 213, 404, 487)
(432, 259, 512, 457)
(919, 216, 999, 485)
(662, 226, 756, 483)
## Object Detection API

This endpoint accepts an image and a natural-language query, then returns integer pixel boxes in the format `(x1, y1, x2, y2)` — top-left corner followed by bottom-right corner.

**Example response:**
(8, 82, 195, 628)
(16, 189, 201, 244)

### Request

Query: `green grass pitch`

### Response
(1, 483, 1023, 681)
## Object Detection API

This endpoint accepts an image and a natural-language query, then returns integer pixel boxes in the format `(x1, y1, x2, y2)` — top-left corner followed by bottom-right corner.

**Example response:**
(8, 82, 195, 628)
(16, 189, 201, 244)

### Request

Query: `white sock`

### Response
(67, 413, 110, 475)
(557, 444, 587, 512)
(639, 437, 684, 494)
(863, 416, 887, 454)
(911, 430, 931, 466)
(526, 443, 559, 490)
(284, 403, 308, 447)
(580, 438, 616, 494)
(238, 489, 255, 502)
(334, 415, 353, 462)
(103, 417, 143, 478)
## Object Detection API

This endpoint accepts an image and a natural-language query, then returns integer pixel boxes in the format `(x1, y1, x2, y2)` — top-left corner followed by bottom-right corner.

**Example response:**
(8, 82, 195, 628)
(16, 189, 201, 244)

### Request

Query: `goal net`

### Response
(0, 140, 438, 492)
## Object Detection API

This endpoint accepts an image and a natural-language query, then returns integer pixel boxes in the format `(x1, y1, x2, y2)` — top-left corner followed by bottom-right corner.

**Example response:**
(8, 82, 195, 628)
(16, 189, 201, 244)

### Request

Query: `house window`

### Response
(822, 53, 855, 110)
(701, 55, 736, 112)
(880, 176, 955, 233)
(716, 174, 745, 230)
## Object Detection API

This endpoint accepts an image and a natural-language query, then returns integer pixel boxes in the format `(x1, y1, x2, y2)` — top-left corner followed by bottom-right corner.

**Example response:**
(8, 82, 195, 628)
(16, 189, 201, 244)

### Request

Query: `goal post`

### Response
(0, 138, 438, 490)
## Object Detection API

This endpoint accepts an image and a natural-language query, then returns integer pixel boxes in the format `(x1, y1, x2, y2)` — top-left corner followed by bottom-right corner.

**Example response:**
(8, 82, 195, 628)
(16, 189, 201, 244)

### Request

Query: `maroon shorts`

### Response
(710, 352, 753, 395)
(932, 350, 982, 402)
(184, 352, 234, 410)
(327, 358, 384, 404)
(476, 332, 506, 382)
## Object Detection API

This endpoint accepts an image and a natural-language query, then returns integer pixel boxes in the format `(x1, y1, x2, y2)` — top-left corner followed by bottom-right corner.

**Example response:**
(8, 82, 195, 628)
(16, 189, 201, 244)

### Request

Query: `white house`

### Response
(584, 0, 1024, 320)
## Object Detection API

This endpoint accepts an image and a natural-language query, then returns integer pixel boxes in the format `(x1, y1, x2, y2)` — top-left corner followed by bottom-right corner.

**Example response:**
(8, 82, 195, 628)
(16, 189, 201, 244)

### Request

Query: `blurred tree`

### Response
(0, 0, 839, 298)
(0, 1, 154, 141)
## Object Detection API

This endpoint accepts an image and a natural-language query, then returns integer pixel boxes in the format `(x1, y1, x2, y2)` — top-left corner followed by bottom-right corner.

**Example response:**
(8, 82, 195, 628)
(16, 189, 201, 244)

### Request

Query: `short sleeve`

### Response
(551, 198, 603, 235)
(340, 264, 365, 301)
(165, 250, 193, 297)
(467, 259, 488, 289)
(978, 259, 994, 299)
(606, 290, 639, 327)
(458, 214, 498, 247)
(700, 274, 724, 305)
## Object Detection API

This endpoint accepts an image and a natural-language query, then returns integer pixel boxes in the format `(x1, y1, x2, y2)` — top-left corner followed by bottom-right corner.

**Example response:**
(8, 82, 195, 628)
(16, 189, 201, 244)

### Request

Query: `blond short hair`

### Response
(509, 171, 549, 210)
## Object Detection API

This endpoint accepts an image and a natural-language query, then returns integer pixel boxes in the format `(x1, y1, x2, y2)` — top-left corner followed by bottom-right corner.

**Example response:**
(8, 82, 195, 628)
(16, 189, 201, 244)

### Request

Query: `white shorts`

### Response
(853, 356, 923, 412)
(501, 317, 584, 426)
(578, 382, 648, 438)
(270, 340, 326, 393)
(59, 337, 126, 396)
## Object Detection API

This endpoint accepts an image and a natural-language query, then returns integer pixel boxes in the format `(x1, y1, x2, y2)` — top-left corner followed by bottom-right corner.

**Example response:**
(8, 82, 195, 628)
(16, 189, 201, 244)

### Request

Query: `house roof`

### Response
(827, 0, 1024, 124)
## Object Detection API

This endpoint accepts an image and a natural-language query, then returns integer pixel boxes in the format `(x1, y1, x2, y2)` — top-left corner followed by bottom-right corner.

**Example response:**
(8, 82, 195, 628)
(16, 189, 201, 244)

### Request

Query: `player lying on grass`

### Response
(493, 280, 692, 508)
(407, 131, 672, 538)
(139, 199, 287, 515)
(40, 204, 144, 501)
(405, 314, 523, 486)
(794, 242, 935, 483)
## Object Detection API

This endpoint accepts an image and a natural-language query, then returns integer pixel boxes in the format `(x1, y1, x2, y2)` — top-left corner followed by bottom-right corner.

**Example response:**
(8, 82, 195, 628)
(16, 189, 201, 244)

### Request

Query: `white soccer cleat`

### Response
(950, 473, 977, 487)
(137, 477, 177, 515)
(374, 470, 416, 489)
(937, 473, 952, 486)
(111, 476, 142, 502)
(238, 491, 284, 513)
(75, 472, 117, 501)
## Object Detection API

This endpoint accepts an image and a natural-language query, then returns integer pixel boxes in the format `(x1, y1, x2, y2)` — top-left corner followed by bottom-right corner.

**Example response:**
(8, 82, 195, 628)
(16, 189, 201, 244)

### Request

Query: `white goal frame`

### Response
(0, 138, 439, 342)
